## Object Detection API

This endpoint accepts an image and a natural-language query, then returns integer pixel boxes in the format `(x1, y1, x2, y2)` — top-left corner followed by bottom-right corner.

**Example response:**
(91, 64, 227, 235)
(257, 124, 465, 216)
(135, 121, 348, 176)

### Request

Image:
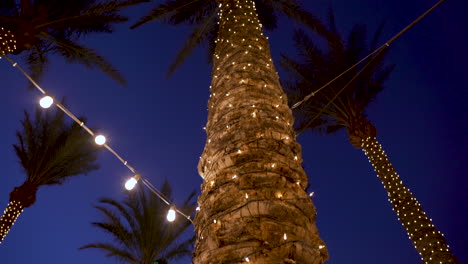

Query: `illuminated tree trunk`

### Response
(193, 0, 327, 263)
(0, 182, 37, 244)
(349, 119, 458, 264)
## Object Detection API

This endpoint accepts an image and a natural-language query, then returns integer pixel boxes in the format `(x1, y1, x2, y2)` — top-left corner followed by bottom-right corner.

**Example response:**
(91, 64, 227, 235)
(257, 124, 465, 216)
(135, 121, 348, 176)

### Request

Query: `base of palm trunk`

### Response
(0, 200, 24, 243)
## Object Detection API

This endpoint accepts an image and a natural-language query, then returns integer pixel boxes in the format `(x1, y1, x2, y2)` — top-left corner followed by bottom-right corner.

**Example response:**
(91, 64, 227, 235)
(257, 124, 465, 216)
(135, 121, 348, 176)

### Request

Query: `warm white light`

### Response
(245, 257, 250, 262)
(39, 96, 53, 108)
(95, 135, 106, 145)
(167, 208, 176, 222)
(125, 177, 138, 190)
(283, 233, 287, 240)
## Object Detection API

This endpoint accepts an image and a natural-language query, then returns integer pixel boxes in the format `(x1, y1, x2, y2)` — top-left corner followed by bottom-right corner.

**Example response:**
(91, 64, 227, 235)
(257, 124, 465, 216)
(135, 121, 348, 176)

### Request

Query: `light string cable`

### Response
(0, 52, 193, 225)
(141, 178, 194, 223)
(290, 0, 446, 111)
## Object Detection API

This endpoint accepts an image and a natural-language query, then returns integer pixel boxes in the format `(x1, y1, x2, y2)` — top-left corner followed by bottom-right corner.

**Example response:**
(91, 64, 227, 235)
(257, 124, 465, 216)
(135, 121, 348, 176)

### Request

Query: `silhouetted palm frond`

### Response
(0, 0, 148, 85)
(80, 180, 196, 263)
(281, 13, 395, 135)
(131, 0, 330, 76)
(13, 105, 100, 186)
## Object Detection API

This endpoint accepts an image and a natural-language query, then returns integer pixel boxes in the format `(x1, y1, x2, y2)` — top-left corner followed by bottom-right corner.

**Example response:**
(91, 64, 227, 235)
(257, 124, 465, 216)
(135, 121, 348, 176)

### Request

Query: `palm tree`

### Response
(80, 181, 196, 264)
(280, 11, 458, 264)
(0, 106, 100, 244)
(0, 0, 147, 85)
(131, 0, 330, 263)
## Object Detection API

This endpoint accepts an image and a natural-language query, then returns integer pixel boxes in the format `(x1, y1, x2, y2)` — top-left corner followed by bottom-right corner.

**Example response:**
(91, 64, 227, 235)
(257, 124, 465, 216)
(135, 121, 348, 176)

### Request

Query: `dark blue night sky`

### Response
(1, 0, 466, 263)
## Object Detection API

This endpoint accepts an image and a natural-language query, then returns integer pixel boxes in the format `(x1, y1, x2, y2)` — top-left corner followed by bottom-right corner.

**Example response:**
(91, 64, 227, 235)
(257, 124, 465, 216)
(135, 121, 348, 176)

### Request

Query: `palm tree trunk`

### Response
(193, 0, 327, 263)
(360, 136, 458, 263)
(0, 182, 37, 244)
(0, 200, 24, 243)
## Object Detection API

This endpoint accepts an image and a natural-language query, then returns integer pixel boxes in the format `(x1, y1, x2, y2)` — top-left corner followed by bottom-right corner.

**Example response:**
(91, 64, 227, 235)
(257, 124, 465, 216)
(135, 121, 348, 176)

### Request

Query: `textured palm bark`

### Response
(193, 0, 327, 263)
(0, 182, 37, 243)
(359, 136, 458, 263)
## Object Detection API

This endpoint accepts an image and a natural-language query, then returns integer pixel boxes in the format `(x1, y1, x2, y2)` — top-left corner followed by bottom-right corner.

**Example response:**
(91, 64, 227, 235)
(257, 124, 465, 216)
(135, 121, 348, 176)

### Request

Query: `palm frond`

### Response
(2, 0, 142, 85)
(281, 15, 394, 135)
(346, 24, 367, 64)
(13, 106, 100, 186)
(166, 9, 217, 77)
(79, 242, 137, 263)
(22, 41, 52, 89)
(82, 180, 196, 263)
(36, 0, 148, 31)
(42, 35, 126, 85)
(131, 0, 211, 29)
(270, 0, 330, 38)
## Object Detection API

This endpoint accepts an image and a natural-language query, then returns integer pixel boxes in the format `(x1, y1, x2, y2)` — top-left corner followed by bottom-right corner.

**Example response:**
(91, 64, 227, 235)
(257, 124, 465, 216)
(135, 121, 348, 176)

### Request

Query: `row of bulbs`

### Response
(39, 95, 178, 222)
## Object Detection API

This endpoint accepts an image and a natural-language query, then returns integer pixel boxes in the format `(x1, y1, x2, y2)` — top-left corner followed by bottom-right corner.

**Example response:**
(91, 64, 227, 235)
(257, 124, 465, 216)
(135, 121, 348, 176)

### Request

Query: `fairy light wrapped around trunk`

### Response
(194, 0, 327, 263)
(0, 27, 17, 55)
(346, 117, 458, 263)
(360, 136, 458, 264)
(0, 182, 37, 243)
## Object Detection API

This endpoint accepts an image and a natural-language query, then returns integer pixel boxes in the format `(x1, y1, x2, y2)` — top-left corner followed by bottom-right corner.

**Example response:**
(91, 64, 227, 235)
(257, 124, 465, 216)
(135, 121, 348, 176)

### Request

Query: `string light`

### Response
(124, 175, 139, 190)
(94, 135, 106, 145)
(0, 54, 194, 225)
(361, 136, 455, 262)
(39, 96, 54, 108)
(166, 207, 176, 222)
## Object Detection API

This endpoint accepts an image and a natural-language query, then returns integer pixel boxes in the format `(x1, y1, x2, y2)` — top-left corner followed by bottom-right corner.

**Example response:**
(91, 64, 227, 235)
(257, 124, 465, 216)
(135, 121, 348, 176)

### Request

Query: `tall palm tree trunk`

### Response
(0, 182, 37, 243)
(350, 120, 458, 263)
(194, 0, 327, 263)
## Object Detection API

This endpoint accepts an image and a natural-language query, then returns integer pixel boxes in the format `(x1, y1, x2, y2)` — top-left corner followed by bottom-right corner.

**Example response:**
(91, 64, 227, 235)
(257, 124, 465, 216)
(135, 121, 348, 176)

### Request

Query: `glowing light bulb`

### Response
(245, 257, 250, 262)
(95, 135, 106, 145)
(167, 208, 176, 222)
(39, 96, 53, 108)
(283, 233, 287, 240)
(125, 177, 138, 190)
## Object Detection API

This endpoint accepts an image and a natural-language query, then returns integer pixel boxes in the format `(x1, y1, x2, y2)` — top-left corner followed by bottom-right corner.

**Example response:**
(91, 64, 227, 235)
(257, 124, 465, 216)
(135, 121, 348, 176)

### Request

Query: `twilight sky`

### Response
(1, 0, 466, 263)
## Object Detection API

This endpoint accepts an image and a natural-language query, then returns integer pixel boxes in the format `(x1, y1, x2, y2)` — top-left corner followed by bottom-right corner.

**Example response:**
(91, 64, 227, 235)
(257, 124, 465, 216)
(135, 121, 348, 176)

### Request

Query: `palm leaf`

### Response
(13, 106, 100, 186)
(166, 9, 217, 78)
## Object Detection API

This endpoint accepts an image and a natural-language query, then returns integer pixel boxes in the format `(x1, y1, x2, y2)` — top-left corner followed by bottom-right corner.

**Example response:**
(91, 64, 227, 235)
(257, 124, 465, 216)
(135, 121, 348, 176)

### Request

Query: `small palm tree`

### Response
(80, 181, 196, 264)
(280, 10, 458, 263)
(0, 106, 100, 243)
(0, 0, 148, 85)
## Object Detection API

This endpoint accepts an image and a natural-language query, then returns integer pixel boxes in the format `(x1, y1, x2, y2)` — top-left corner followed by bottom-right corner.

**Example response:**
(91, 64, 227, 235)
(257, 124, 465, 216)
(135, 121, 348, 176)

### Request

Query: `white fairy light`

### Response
(94, 135, 106, 145)
(167, 207, 176, 222)
(124, 176, 138, 190)
(39, 96, 53, 108)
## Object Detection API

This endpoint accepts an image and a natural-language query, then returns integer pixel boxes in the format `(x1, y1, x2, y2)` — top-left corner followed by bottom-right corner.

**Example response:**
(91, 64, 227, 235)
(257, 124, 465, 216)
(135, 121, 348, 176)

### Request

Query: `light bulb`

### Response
(95, 135, 106, 145)
(39, 96, 53, 108)
(167, 208, 176, 222)
(125, 177, 138, 190)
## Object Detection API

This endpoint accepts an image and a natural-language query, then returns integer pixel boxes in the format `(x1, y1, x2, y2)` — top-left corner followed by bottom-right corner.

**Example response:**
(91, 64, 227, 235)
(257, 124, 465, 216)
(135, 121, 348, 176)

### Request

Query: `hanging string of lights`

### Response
(0, 52, 191, 224)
